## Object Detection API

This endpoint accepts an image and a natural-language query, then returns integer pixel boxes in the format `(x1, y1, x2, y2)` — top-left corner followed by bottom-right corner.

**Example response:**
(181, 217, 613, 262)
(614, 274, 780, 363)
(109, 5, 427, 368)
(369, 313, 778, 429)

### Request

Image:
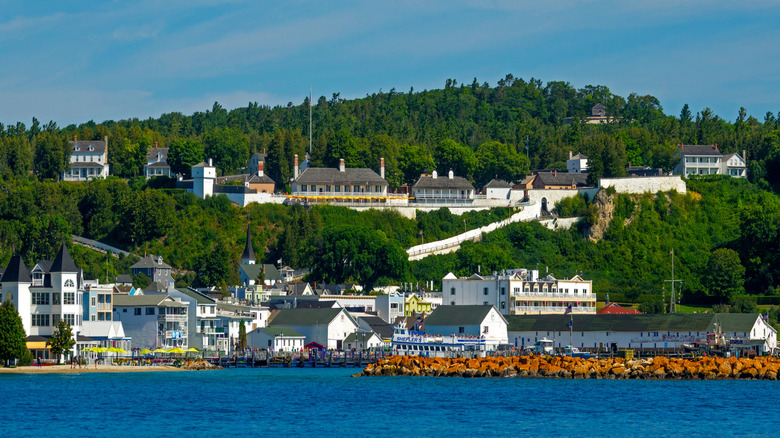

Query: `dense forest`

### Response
(1, 75, 779, 316)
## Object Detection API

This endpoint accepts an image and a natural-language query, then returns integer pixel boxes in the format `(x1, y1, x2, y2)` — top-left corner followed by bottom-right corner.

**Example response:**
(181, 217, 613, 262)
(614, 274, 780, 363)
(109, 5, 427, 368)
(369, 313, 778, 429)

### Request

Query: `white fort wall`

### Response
(598, 176, 686, 195)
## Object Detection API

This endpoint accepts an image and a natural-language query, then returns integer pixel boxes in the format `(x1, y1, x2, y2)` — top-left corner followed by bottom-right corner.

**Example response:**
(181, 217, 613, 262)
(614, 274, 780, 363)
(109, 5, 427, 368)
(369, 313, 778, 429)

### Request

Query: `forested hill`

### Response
(3, 74, 780, 191)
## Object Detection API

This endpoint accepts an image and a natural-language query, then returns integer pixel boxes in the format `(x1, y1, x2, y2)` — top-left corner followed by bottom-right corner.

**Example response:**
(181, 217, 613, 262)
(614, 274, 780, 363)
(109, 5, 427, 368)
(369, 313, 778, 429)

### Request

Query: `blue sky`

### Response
(2, 0, 780, 126)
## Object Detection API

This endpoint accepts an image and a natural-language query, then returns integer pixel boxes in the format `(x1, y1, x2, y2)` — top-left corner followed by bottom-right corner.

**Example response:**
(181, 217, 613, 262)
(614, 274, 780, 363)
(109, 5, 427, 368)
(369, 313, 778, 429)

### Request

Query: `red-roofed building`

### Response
(597, 303, 642, 315)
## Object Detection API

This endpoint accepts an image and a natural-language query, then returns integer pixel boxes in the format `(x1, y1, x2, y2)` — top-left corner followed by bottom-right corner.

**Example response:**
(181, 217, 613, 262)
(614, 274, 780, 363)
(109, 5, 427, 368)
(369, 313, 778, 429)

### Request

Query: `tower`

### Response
(192, 159, 216, 199)
(241, 226, 256, 265)
(50, 242, 82, 337)
(1, 255, 32, 335)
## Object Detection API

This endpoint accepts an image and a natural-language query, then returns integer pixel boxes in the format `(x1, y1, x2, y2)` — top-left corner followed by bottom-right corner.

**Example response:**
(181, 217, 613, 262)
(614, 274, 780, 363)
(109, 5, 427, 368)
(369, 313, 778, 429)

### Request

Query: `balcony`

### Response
(159, 314, 187, 323)
(512, 291, 596, 300)
(97, 303, 112, 311)
(511, 305, 596, 315)
(197, 327, 225, 334)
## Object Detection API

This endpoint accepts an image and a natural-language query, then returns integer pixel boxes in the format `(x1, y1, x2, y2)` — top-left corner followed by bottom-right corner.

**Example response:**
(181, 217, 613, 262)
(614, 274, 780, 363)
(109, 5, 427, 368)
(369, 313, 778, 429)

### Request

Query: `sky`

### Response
(2, 0, 780, 126)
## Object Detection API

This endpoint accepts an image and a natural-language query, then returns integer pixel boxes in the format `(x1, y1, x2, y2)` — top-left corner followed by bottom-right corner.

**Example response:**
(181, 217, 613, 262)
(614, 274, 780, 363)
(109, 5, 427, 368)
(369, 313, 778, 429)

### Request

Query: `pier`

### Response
(205, 350, 389, 369)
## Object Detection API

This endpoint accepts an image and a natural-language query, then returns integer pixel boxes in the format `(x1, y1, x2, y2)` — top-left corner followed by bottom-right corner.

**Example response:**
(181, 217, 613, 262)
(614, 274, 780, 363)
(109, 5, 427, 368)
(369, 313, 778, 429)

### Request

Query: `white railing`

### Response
(97, 303, 112, 311)
(511, 306, 595, 314)
(512, 292, 595, 300)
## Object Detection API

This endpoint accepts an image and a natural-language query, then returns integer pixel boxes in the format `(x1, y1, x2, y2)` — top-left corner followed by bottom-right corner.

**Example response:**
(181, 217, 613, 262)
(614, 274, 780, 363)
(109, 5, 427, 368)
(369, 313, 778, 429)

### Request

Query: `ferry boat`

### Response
(391, 327, 488, 357)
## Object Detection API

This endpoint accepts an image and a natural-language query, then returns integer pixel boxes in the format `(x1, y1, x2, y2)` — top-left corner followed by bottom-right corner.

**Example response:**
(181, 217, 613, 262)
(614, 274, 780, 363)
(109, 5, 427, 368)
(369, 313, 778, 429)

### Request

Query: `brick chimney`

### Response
(258, 161, 264, 177)
(714, 143, 718, 150)
(294, 154, 299, 180)
(380, 158, 385, 179)
(554, 170, 557, 178)
(339, 159, 345, 173)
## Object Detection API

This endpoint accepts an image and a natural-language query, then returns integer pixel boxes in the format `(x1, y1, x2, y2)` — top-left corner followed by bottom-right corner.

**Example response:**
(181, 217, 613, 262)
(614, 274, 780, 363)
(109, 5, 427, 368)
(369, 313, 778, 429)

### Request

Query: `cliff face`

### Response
(585, 189, 615, 242)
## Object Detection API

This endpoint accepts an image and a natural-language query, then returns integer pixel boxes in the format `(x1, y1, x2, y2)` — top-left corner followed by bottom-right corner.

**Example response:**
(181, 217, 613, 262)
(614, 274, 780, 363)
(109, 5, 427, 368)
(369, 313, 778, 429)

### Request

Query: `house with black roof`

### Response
(144, 143, 171, 179)
(531, 170, 589, 190)
(64, 135, 109, 181)
(483, 179, 512, 200)
(130, 255, 174, 292)
(412, 169, 475, 202)
(291, 156, 388, 201)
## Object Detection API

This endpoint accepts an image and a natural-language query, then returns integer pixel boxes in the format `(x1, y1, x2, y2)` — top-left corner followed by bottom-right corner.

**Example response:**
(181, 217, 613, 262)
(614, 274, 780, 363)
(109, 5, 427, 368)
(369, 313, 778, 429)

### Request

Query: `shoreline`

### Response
(0, 364, 186, 374)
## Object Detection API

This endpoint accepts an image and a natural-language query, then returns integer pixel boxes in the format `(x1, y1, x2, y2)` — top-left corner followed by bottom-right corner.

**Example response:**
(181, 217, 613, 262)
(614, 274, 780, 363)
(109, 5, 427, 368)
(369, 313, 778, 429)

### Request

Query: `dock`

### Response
(205, 351, 389, 368)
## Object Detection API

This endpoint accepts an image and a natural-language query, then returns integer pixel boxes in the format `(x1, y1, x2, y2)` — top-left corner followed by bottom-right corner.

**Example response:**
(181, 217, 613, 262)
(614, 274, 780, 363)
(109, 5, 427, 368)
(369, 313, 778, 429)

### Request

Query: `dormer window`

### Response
(65, 279, 74, 288)
(89, 145, 94, 151)
(74, 145, 80, 151)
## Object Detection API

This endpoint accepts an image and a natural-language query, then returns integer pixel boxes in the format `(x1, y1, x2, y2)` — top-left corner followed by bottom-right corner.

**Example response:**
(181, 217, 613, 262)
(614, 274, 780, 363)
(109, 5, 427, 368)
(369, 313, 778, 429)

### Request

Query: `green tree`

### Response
(132, 272, 152, 290)
(0, 300, 29, 366)
(434, 139, 477, 181)
(168, 138, 204, 178)
(33, 131, 68, 180)
(46, 319, 76, 364)
(203, 127, 250, 175)
(398, 143, 435, 185)
(238, 320, 247, 350)
(474, 140, 530, 187)
(194, 241, 235, 287)
(703, 248, 746, 304)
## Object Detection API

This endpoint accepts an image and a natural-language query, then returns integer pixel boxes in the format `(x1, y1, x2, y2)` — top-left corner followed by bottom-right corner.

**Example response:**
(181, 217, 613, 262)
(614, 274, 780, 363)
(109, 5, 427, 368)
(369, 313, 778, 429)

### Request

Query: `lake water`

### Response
(1, 367, 777, 437)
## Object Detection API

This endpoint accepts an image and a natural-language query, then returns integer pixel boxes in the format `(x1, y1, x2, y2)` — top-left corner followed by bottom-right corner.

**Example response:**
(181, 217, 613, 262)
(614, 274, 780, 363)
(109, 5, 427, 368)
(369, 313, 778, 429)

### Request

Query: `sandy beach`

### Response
(0, 364, 185, 374)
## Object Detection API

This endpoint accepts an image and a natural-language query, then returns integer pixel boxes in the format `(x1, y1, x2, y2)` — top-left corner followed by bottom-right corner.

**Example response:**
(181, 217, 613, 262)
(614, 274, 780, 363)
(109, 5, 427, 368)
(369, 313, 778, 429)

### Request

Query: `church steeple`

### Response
(241, 226, 256, 265)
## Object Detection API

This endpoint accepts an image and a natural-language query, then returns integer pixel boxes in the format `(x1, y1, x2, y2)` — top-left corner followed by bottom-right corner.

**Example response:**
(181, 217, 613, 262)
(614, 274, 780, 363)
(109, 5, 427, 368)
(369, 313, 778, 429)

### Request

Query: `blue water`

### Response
(1, 368, 777, 437)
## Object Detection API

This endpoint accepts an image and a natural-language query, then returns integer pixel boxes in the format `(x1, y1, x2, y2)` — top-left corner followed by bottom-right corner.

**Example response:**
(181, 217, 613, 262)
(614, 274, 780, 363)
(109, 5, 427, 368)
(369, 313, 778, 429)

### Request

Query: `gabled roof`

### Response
(425, 305, 504, 326)
(32, 260, 53, 274)
(242, 227, 256, 262)
(679, 145, 722, 156)
(70, 162, 106, 168)
(254, 327, 304, 337)
(569, 153, 588, 160)
(131, 255, 172, 270)
(597, 303, 642, 315)
(1, 255, 31, 283)
(483, 179, 512, 189)
(505, 313, 764, 333)
(723, 153, 746, 166)
(146, 147, 169, 161)
(296, 167, 388, 185)
(70, 140, 106, 154)
(240, 264, 282, 282)
(192, 161, 213, 168)
(51, 243, 79, 273)
(535, 172, 589, 187)
(359, 316, 395, 340)
(268, 308, 348, 327)
(247, 173, 275, 184)
(413, 175, 474, 190)
(113, 294, 182, 307)
(344, 332, 380, 343)
(174, 288, 216, 305)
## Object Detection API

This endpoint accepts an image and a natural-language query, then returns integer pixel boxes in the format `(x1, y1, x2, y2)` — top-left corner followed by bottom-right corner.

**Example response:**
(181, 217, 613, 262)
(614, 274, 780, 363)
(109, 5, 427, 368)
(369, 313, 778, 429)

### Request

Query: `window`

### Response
(450, 301, 455, 305)
(123, 309, 127, 313)
(134, 308, 142, 316)
(53, 293, 60, 305)
(52, 315, 60, 325)
(32, 292, 50, 305)
(450, 287, 456, 296)
(483, 287, 489, 296)
(500, 287, 506, 296)
(65, 279, 74, 288)
(64, 314, 75, 326)
(32, 314, 50, 326)
(483, 301, 489, 306)
(146, 308, 155, 315)
(91, 315, 96, 321)
(458, 327, 465, 334)
(501, 301, 506, 310)
(64, 293, 75, 305)
(91, 297, 96, 307)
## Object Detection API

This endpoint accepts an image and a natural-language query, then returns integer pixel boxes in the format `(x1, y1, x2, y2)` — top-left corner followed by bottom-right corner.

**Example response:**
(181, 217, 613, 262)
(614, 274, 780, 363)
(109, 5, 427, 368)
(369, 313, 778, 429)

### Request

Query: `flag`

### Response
(670, 249, 673, 255)
(563, 304, 572, 315)
(567, 320, 573, 328)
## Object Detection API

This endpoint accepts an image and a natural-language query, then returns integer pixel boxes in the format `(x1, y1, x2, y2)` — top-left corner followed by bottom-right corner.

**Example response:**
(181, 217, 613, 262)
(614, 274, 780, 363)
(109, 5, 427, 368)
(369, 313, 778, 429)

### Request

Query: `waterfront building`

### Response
(246, 327, 305, 352)
(80, 321, 131, 352)
(375, 292, 405, 323)
(357, 316, 395, 345)
(82, 282, 113, 322)
(1, 244, 85, 360)
(169, 288, 228, 354)
(506, 313, 777, 353)
(63, 136, 109, 181)
(404, 293, 433, 317)
(423, 305, 509, 350)
(217, 302, 267, 352)
(442, 269, 596, 315)
(268, 308, 359, 350)
(112, 294, 188, 349)
(343, 331, 383, 350)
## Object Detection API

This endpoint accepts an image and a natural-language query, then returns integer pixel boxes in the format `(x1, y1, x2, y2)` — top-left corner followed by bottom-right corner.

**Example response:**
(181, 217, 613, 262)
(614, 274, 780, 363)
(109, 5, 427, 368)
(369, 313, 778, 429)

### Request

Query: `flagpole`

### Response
(309, 86, 313, 155)
(569, 312, 573, 348)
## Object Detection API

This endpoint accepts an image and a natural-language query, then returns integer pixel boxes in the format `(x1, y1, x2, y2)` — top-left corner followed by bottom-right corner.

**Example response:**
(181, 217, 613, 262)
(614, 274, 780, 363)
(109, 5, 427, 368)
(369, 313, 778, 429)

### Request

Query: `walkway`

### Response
(71, 235, 131, 258)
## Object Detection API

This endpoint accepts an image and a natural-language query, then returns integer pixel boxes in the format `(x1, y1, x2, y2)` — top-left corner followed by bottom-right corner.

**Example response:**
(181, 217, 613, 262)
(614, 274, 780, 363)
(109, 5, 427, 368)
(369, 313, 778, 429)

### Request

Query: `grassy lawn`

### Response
(674, 304, 712, 314)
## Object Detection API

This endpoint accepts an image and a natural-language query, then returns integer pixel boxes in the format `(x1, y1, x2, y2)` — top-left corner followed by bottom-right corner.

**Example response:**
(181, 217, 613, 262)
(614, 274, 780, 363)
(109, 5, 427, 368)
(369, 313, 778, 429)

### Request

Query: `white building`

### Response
(168, 288, 227, 354)
(412, 170, 475, 202)
(192, 159, 216, 199)
(290, 156, 389, 201)
(247, 327, 305, 352)
(144, 145, 172, 179)
(424, 305, 509, 350)
(722, 152, 747, 178)
(442, 269, 596, 315)
(343, 331, 383, 350)
(1, 244, 85, 361)
(268, 308, 359, 350)
(112, 294, 188, 349)
(483, 179, 512, 200)
(672, 144, 746, 178)
(567, 152, 589, 173)
(507, 314, 777, 353)
(64, 136, 110, 181)
(375, 293, 405, 323)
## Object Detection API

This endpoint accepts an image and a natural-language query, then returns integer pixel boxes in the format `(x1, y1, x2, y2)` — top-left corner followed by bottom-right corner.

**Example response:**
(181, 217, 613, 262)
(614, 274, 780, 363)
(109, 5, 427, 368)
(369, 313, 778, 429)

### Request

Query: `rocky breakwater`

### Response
(355, 355, 780, 380)
(182, 360, 223, 371)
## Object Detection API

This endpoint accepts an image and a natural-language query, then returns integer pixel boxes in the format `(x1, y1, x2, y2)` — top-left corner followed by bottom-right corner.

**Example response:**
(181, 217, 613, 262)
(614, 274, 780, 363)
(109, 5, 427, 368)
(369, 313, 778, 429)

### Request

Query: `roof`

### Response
(359, 316, 395, 340)
(597, 303, 642, 315)
(268, 308, 346, 327)
(241, 264, 281, 282)
(344, 332, 380, 343)
(592, 103, 606, 109)
(51, 243, 79, 273)
(113, 285, 133, 294)
(296, 167, 388, 185)
(69, 162, 106, 168)
(241, 227, 256, 262)
(1, 255, 31, 283)
(569, 153, 588, 160)
(113, 294, 182, 307)
(174, 288, 216, 305)
(483, 179, 512, 189)
(286, 282, 315, 296)
(505, 313, 764, 333)
(723, 153, 746, 166)
(254, 327, 304, 338)
(146, 162, 171, 168)
(247, 173, 275, 184)
(115, 274, 133, 284)
(535, 172, 589, 187)
(413, 175, 474, 190)
(679, 145, 722, 156)
(146, 147, 169, 161)
(131, 255, 172, 270)
(192, 161, 213, 168)
(216, 303, 254, 313)
(70, 140, 106, 154)
(425, 305, 504, 326)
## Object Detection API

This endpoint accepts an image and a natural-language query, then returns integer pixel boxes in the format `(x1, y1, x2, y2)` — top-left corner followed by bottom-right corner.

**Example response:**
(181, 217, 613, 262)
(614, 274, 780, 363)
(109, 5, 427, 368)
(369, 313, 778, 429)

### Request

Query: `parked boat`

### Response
(391, 327, 487, 357)
(534, 338, 554, 355)
(562, 345, 594, 359)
